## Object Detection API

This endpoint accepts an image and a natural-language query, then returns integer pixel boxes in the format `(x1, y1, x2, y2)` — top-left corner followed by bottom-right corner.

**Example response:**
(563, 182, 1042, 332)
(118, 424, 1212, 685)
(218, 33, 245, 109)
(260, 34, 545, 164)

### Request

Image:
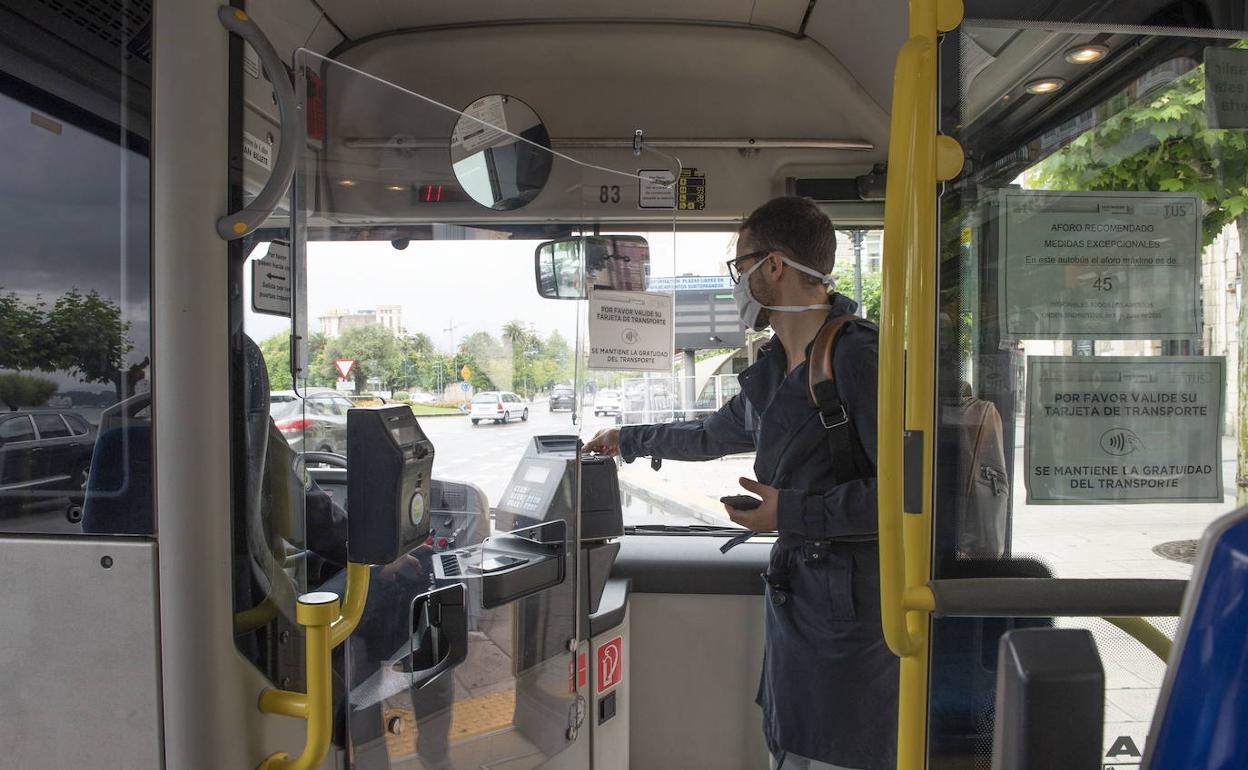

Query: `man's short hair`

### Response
(740, 196, 836, 285)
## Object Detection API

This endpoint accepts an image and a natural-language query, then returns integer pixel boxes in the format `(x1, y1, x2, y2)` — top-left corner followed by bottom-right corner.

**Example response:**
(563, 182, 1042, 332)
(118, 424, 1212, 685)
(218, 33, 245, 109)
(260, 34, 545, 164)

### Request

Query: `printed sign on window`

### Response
(588, 290, 673, 373)
(1025, 356, 1224, 504)
(999, 190, 1200, 339)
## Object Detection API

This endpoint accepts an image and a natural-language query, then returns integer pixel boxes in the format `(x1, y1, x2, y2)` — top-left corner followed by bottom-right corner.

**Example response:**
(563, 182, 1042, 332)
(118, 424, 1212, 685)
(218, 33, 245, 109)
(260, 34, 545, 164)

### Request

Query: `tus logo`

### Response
(1100, 427, 1143, 456)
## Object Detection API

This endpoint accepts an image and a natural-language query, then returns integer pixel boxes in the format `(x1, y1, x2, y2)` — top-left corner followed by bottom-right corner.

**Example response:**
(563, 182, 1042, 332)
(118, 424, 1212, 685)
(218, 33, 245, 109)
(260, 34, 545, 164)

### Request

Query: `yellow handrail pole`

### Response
(879, 36, 925, 659)
(1105, 616, 1174, 663)
(255, 561, 372, 769)
(258, 593, 340, 770)
(330, 562, 372, 648)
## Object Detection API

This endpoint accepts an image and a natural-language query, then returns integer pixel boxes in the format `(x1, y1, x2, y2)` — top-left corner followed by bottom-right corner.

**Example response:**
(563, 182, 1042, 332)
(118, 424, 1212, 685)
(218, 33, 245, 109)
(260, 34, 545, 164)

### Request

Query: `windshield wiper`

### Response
(623, 524, 746, 536)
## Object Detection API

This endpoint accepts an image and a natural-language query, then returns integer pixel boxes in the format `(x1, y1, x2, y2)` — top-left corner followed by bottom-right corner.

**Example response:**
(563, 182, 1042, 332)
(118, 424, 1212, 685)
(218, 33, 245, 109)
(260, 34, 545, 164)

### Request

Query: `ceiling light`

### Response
(1064, 44, 1109, 64)
(1025, 78, 1066, 95)
(336, 179, 357, 187)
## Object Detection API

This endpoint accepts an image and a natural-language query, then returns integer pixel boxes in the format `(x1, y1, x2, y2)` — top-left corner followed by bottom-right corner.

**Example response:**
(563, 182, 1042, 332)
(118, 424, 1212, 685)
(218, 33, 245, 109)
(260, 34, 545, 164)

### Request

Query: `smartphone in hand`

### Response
(720, 494, 762, 510)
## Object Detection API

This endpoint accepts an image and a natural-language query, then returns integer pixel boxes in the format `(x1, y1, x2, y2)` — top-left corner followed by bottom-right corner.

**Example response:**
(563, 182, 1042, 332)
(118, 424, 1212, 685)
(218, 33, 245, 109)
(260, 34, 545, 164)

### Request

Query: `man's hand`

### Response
(724, 477, 779, 532)
(584, 427, 621, 457)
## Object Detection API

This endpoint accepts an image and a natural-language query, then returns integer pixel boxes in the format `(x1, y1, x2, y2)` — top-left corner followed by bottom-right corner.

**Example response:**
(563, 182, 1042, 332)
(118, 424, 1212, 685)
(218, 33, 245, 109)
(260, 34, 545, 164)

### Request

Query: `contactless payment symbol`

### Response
(1100, 427, 1143, 456)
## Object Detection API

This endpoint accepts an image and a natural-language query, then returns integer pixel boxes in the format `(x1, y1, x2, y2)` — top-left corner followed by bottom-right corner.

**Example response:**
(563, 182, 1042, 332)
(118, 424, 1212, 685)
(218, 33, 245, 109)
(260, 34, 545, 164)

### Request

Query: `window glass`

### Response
(0, 416, 35, 443)
(0, 5, 152, 535)
(930, 21, 1247, 766)
(64, 414, 90, 435)
(33, 414, 71, 439)
(472, 393, 498, 403)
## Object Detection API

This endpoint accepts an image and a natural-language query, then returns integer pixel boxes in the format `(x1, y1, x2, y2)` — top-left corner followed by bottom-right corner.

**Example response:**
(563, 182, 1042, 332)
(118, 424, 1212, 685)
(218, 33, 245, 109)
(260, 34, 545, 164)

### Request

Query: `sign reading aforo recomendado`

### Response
(588, 289, 674, 373)
(1000, 190, 1200, 340)
(1025, 356, 1225, 504)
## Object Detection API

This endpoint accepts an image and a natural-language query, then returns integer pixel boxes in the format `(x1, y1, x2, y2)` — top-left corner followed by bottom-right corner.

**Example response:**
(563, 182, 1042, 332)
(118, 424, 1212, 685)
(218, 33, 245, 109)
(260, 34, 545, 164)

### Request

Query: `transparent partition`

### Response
(932, 18, 1248, 766)
(277, 50, 678, 768)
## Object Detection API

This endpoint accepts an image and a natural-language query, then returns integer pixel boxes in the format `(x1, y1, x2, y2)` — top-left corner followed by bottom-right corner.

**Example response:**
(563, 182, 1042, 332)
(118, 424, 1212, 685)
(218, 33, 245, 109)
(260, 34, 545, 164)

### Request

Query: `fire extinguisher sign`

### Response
(596, 636, 624, 694)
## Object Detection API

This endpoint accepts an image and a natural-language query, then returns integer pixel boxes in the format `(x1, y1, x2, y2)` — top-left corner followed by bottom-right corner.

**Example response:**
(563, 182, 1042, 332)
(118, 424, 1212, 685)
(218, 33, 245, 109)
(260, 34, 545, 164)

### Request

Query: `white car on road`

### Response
(594, 389, 623, 417)
(470, 391, 529, 425)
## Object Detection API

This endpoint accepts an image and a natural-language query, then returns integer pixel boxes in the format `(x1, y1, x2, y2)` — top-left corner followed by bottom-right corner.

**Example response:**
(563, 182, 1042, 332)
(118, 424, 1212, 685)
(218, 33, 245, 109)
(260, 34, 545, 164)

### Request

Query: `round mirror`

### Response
(450, 94, 552, 211)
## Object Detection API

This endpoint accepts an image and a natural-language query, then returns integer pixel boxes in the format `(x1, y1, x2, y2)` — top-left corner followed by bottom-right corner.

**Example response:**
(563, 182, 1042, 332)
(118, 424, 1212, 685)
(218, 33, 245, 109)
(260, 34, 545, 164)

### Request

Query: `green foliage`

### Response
(321, 324, 402, 393)
(0, 373, 58, 411)
(259, 333, 294, 390)
(393, 390, 411, 401)
(1031, 62, 1248, 247)
(832, 269, 882, 323)
(0, 287, 140, 398)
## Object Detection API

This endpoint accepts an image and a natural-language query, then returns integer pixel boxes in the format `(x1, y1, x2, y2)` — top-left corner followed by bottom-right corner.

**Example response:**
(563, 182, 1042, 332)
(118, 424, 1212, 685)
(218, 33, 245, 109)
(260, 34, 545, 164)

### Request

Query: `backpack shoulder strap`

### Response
(807, 314, 874, 483)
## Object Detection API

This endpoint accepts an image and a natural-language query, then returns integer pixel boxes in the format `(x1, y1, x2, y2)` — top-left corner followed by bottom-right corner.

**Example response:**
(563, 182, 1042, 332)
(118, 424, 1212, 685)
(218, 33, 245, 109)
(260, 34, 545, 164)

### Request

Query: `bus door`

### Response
(244, 49, 679, 769)
(913, 5, 1248, 768)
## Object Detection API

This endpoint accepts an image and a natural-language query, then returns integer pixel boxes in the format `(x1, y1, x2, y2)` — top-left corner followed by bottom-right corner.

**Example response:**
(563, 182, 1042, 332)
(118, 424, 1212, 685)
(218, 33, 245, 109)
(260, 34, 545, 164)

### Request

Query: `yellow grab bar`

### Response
(256, 562, 371, 770)
(879, 3, 964, 770)
(1105, 616, 1173, 663)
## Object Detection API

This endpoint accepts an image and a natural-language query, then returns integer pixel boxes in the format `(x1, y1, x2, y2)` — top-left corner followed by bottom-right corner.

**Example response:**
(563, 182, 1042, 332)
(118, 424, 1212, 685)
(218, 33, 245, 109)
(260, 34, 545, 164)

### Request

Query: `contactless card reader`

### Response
(494, 435, 623, 543)
(346, 405, 434, 564)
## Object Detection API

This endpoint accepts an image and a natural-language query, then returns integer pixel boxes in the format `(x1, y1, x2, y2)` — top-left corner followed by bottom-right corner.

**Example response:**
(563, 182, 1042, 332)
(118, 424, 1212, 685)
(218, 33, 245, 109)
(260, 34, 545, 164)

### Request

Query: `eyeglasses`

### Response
(726, 250, 772, 284)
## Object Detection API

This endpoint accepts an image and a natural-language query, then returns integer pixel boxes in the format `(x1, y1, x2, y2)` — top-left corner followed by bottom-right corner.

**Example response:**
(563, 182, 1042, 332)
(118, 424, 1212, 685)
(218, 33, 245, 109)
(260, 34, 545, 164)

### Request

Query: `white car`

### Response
(470, 391, 529, 425)
(594, 390, 622, 416)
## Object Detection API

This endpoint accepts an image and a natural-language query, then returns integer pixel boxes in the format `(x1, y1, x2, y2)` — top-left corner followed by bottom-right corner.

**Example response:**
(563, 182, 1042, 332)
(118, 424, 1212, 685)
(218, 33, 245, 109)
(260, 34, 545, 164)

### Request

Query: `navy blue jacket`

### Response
(618, 293, 898, 769)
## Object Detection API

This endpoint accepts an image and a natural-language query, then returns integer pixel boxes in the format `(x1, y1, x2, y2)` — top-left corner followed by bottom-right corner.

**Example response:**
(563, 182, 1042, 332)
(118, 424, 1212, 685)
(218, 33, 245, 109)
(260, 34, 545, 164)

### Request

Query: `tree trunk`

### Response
(1237, 216, 1248, 505)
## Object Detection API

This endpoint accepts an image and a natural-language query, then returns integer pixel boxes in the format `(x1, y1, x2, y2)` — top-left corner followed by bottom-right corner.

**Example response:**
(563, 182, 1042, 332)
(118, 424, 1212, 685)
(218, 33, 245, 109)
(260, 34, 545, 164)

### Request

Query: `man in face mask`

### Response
(585, 196, 893, 770)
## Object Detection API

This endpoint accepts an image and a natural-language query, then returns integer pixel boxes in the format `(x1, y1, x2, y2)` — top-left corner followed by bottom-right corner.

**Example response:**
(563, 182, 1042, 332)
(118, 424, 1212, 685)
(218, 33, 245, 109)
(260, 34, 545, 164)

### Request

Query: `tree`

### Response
(458, 331, 505, 391)
(1030, 51, 1248, 501)
(502, 320, 540, 397)
(0, 290, 49, 371)
(321, 325, 402, 393)
(259, 332, 294, 390)
(832, 270, 882, 323)
(0, 373, 57, 411)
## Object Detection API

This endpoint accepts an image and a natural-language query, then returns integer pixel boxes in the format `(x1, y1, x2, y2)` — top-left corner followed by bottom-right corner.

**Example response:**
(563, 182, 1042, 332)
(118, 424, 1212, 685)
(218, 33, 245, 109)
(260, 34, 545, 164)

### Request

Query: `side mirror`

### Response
(534, 235, 650, 300)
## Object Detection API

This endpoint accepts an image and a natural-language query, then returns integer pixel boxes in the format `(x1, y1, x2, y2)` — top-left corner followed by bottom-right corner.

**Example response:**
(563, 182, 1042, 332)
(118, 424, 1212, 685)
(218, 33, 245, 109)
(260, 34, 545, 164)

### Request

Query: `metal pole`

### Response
(852, 229, 865, 314)
(682, 349, 697, 419)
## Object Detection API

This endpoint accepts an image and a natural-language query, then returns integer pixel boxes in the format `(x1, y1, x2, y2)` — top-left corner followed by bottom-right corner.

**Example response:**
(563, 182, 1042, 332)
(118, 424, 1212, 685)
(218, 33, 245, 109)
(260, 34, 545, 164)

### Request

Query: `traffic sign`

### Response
(460, 365, 472, 381)
(460, 382, 471, 392)
(334, 359, 356, 380)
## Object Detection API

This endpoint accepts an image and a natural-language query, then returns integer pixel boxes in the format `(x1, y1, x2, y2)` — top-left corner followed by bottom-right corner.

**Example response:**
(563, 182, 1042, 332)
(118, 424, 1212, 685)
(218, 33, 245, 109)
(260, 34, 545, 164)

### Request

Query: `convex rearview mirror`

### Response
(534, 235, 650, 300)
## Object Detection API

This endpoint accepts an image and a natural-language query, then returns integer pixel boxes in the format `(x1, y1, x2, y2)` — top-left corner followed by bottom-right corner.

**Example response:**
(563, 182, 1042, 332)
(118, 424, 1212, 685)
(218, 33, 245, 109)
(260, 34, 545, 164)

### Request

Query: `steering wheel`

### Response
(302, 451, 347, 469)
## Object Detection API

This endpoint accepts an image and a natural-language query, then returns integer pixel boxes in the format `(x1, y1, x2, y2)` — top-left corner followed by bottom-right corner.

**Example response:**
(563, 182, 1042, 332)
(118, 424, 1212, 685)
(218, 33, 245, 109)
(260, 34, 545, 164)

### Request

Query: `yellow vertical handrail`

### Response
(879, 2, 964, 770)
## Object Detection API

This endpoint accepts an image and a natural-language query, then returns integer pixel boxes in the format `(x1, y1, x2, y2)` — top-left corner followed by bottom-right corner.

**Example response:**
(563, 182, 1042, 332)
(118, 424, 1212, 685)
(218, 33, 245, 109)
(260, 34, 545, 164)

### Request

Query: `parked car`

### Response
(470, 391, 529, 425)
(549, 386, 577, 412)
(0, 410, 97, 515)
(408, 392, 437, 404)
(594, 390, 622, 417)
(270, 389, 354, 454)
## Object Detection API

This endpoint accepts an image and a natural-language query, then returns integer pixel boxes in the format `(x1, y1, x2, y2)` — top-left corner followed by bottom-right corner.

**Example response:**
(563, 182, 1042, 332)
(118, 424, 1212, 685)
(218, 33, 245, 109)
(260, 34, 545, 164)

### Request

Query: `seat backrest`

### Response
(1143, 507, 1248, 769)
(81, 424, 154, 535)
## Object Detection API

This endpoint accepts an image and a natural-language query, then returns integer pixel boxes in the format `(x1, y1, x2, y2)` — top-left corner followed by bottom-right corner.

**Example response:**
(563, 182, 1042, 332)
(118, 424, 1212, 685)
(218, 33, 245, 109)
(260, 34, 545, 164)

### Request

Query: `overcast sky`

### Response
(244, 232, 738, 350)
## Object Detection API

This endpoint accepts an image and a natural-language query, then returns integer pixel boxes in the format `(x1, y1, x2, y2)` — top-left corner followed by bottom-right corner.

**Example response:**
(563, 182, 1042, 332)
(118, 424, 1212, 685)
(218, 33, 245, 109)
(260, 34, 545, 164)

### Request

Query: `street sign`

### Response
(335, 359, 356, 380)
(460, 365, 472, 381)
(674, 288, 747, 351)
(646, 275, 733, 292)
(460, 382, 471, 392)
(251, 240, 291, 317)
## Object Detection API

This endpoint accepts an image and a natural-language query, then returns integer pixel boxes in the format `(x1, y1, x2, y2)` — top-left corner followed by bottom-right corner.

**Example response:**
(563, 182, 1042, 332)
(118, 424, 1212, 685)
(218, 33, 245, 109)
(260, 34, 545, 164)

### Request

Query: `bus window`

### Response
(0, 52, 153, 536)
(932, 14, 1248, 766)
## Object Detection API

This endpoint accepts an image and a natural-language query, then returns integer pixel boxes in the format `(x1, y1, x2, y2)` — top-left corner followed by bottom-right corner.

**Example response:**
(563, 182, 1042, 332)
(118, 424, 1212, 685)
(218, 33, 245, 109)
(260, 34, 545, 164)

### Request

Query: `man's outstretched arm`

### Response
(584, 393, 755, 462)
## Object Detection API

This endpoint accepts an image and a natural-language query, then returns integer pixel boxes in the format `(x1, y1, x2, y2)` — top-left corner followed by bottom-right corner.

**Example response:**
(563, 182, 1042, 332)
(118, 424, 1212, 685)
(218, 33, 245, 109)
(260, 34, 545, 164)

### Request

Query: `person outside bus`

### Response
(585, 197, 896, 770)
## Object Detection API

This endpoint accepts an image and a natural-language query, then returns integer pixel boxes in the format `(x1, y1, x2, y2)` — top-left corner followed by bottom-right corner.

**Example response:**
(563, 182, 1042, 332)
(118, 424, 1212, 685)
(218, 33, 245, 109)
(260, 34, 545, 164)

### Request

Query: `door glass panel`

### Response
(934, 17, 1248, 766)
(279, 49, 678, 768)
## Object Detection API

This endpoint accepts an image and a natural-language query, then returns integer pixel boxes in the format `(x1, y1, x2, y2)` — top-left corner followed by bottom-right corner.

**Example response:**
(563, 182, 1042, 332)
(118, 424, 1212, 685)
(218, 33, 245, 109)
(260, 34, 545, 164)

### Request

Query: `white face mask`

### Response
(733, 255, 832, 331)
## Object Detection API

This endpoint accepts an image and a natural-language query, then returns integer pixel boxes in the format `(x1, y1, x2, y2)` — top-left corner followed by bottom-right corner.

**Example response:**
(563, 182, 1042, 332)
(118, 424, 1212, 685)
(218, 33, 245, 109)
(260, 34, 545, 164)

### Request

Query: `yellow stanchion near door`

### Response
(256, 562, 372, 770)
(878, 1, 964, 769)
